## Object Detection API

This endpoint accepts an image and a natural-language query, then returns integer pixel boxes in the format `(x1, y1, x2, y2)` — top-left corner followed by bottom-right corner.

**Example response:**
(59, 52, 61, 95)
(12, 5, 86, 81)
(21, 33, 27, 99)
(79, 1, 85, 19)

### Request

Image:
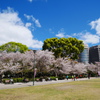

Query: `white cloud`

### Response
(56, 28, 71, 38)
(55, 18, 100, 45)
(56, 28, 65, 38)
(78, 32, 100, 44)
(25, 23, 32, 28)
(0, 7, 43, 49)
(76, 18, 100, 44)
(73, 33, 77, 36)
(35, 19, 41, 27)
(25, 22, 35, 31)
(65, 35, 72, 38)
(28, 0, 33, 2)
(56, 33, 64, 38)
(24, 14, 41, 28)
(24, 14, 31, 20)
(90, 18, 100, 35)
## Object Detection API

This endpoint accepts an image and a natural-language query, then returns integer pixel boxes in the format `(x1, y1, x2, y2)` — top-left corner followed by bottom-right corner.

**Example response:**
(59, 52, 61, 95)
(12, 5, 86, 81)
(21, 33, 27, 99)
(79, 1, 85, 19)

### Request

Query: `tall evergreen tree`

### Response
(42, 37, 84, 59)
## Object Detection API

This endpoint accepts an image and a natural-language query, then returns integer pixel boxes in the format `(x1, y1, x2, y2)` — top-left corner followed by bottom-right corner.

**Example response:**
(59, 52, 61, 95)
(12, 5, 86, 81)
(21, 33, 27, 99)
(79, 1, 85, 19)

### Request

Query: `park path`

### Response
(0, 77, 97, 90)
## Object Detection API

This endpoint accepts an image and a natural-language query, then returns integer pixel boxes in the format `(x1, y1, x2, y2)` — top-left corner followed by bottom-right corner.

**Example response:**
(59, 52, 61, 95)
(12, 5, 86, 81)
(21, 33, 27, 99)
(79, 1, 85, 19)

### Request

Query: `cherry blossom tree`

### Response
(50, 58, 72, 76)
(0, 52, 22, 74)
(71, 62, 87, 74)
(86, 63, 98, 74)
(55, 59, 87, 75)
(95, 62, 100, 72)
(0, 50, 55, 76)
(35, 50, 55, 73)
(82, 62, 100, 77)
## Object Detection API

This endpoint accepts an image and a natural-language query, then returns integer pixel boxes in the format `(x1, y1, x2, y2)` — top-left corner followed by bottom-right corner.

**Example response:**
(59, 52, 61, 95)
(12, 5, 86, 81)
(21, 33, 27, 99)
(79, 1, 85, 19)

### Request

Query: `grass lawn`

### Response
(0, 78, 100, 100)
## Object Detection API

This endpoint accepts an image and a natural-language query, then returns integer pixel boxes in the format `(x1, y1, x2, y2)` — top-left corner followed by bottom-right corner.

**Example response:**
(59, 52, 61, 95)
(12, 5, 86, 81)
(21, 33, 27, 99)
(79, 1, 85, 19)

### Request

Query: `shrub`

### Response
(12, 78, 25, 83)
(2, 79, 10, 83)
(50, 76, 56, 80)
(58, 76, 64, 80)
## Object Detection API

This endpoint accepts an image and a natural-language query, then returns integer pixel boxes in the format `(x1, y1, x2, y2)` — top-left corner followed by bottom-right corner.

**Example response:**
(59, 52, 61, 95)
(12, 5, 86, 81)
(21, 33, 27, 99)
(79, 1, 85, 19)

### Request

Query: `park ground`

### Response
(0, 77, 100, 100)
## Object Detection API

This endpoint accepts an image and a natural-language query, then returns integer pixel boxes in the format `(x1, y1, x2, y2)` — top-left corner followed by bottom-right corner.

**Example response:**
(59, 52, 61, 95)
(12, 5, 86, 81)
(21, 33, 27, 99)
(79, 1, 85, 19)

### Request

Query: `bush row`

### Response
(2, 74, 89, 83)
(2, 78, 29, 83)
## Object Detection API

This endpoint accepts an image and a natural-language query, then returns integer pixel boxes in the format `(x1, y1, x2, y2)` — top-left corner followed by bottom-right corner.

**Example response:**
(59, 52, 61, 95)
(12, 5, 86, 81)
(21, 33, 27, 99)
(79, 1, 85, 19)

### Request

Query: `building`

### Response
(89, 45, 100, 63)
(79, 44, 89, 64)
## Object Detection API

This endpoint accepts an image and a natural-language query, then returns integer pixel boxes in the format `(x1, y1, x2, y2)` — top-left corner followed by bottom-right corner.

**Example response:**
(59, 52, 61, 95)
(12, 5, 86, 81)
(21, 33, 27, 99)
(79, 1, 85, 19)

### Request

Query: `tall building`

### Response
(79, 44, 89, 64)
(89, 45, 100, 63)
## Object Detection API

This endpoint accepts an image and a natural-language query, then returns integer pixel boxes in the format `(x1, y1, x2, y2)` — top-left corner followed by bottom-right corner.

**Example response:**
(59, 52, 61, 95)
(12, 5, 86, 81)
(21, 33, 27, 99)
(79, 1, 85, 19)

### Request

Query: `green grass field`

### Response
(0, 78, 100, 100)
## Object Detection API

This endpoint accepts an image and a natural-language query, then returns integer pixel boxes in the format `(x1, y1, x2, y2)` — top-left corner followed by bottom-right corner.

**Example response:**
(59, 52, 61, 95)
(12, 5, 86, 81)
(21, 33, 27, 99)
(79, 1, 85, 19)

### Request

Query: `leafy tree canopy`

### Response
(42, 37, 84, 59)
(0, 42, 29, 53)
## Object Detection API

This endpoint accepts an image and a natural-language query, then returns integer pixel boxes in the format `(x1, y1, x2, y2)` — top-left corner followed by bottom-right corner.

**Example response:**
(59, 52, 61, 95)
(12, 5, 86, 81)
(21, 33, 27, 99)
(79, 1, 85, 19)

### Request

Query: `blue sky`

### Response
(0, 0, 100, 49)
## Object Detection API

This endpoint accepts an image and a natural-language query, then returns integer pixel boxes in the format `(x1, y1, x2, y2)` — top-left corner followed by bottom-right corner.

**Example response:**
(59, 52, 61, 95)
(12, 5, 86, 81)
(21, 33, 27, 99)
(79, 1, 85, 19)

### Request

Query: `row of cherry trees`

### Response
(0, 50, 100, 77)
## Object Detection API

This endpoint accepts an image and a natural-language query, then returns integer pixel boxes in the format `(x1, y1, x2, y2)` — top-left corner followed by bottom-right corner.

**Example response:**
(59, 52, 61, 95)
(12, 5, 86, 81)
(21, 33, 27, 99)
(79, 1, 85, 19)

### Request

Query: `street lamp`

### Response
(33, 50, 36, 85)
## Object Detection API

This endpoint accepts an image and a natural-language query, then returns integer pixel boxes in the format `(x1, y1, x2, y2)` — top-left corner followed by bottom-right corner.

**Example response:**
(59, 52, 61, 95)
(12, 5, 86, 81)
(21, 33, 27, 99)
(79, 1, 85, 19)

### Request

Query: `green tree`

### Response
(42, 37, 84, 59)
(0, 42, 29, 53)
